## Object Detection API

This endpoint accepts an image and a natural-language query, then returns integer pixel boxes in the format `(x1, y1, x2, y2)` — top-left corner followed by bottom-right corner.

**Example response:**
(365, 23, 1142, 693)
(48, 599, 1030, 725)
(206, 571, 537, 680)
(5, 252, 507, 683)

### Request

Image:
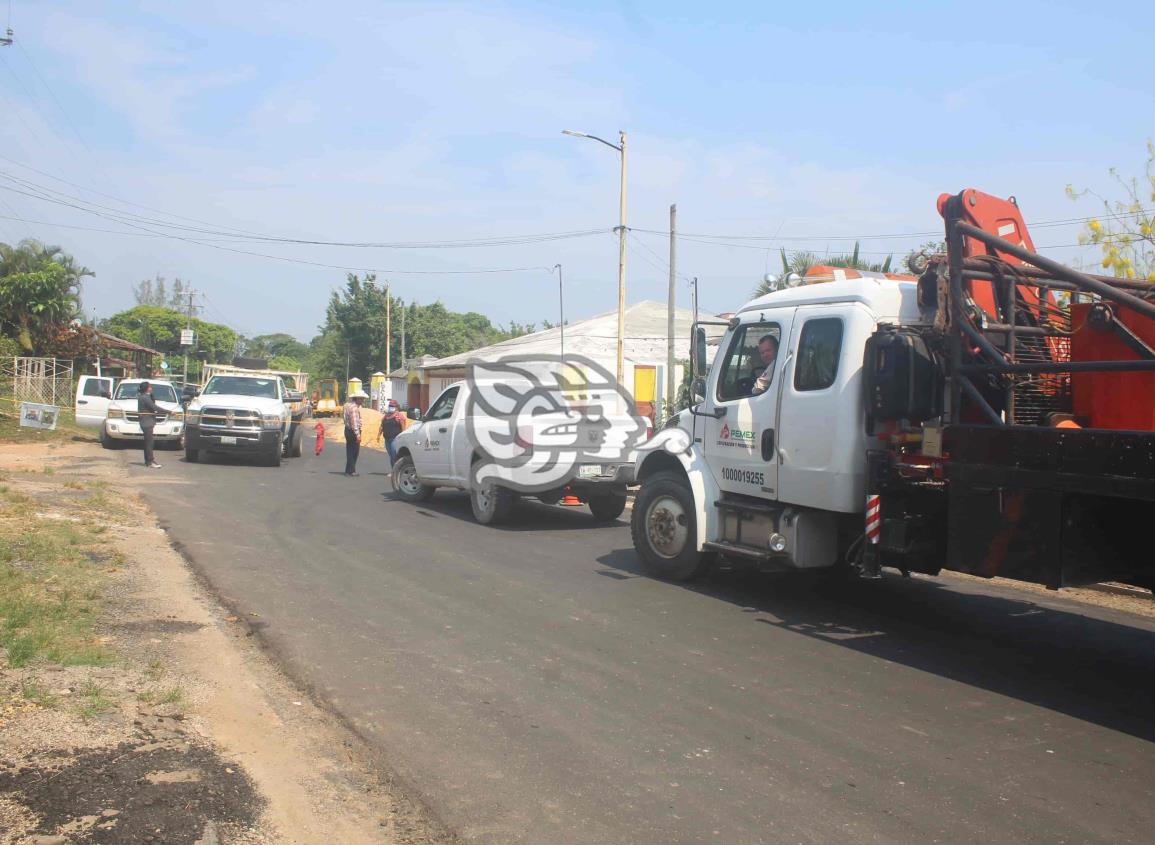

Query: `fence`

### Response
(2, 357, 75, 408)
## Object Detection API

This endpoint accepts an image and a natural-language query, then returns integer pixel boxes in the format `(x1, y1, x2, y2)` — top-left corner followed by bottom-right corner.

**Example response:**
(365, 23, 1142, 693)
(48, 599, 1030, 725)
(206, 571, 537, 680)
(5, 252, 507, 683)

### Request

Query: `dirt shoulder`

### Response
(0, 434, 450, 844)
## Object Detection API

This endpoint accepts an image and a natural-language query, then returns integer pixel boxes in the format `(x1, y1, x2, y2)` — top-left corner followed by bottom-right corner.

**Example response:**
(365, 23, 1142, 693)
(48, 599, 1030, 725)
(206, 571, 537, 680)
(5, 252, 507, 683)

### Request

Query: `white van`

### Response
(74, 375, 116, 428)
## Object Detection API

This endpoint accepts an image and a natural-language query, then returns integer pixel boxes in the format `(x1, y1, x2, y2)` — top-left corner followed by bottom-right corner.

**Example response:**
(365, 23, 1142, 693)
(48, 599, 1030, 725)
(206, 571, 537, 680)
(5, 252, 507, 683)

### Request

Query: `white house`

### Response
(414, 300, 701, 423)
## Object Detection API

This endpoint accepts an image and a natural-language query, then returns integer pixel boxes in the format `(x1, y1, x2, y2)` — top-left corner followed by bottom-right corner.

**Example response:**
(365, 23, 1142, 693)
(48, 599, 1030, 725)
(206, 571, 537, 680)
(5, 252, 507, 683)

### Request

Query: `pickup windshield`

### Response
(202, 376, 280, 399)
(116, 383, 178, 403)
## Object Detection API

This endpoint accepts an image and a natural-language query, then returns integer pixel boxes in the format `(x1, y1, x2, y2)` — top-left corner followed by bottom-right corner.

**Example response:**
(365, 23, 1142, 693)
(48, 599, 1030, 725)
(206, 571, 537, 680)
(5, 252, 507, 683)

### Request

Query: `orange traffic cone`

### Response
(560, 487, 582, 506)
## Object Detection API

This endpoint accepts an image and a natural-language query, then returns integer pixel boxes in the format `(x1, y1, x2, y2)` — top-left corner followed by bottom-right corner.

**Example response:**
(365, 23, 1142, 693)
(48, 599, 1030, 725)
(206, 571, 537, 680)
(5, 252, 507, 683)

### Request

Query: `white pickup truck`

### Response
(391, 377, 643, 525)
(100, 379, 184, 449)
(183, 372, 304, 467)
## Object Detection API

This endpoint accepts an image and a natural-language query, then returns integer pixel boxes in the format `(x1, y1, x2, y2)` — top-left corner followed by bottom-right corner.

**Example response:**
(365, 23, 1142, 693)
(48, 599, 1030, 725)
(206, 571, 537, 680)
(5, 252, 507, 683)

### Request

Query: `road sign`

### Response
(180, 329, 195, 346)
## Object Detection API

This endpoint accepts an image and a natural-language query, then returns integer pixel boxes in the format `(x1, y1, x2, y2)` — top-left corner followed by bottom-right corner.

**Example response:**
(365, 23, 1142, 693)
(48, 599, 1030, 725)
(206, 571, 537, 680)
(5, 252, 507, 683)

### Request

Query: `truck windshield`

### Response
(115, 383, 178, 403)
(202, 377, 279, 399)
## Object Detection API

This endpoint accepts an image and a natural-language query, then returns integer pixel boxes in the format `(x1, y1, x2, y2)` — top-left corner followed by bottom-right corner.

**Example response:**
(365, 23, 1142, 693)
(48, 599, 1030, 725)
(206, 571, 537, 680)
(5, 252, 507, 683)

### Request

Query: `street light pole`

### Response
(555, 264, 565, 361)
(562, 128, 628, 383)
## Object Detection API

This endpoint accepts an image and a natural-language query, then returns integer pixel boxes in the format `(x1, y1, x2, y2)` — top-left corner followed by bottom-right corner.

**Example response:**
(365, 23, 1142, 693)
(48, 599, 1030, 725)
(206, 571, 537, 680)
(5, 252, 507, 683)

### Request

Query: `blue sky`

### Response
(0, 0, 1151, 341)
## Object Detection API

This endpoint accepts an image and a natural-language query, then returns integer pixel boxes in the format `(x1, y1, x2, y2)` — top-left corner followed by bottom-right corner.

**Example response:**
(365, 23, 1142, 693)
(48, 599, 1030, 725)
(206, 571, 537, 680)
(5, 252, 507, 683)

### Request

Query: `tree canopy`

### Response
(1068, 141, 1155, 280)
(100, 305, 238, 375)
(307, 273, 522, 381)
(0, 239, 91, 352)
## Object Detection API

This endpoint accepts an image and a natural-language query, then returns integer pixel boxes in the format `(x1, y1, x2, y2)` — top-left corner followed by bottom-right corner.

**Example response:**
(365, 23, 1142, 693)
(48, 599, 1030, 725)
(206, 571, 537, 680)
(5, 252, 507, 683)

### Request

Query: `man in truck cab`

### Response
(751, 333, 779, 395)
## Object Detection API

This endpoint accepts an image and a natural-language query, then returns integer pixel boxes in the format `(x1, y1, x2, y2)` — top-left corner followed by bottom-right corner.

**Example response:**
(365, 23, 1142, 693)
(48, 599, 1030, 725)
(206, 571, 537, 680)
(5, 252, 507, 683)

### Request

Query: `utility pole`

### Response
(666, 204, 676, 423)
(692, 276, 699, 326)
(555, 264, 565, 361)
(385, 282, 392, 377)
(616, 131, 628, 384)
(181, 289, 197, 387)
(400, 304, 406, 370)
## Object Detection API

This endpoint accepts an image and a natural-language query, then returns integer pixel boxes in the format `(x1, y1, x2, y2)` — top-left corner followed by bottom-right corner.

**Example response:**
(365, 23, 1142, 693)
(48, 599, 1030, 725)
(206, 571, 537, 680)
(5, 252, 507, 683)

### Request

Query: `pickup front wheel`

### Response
(392, 455, 434, 503)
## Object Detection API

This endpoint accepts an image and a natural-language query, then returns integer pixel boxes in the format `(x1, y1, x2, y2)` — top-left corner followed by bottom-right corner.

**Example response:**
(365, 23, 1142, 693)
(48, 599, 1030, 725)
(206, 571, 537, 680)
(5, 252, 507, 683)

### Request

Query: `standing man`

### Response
(137, 381, 162, 469)
(343, 389, 368, 476)
(751, 333, 779, 395)
(378, 399, 407, 466)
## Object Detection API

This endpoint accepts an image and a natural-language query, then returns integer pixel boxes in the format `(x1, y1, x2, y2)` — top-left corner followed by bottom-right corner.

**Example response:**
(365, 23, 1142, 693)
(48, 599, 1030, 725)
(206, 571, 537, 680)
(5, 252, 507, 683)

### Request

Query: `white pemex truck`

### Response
(631, 188, 1155, 592)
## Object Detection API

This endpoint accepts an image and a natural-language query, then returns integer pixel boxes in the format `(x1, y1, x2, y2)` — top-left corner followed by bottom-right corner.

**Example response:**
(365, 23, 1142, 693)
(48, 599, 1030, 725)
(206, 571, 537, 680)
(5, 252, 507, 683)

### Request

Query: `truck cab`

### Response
(632, 274, 922, 580)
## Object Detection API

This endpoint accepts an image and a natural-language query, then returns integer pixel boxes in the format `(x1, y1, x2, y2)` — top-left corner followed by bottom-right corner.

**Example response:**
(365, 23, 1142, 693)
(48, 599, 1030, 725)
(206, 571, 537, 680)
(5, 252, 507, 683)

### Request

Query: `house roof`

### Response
(96, 330, 161, 356)
(423, 300, 700, 371)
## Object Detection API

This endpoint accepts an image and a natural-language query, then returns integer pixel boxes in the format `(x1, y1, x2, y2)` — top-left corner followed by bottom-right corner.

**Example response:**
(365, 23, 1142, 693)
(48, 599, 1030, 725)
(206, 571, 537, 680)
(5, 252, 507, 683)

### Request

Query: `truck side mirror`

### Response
(692, 377, 706, 404)
(407, 408, 422, 421)
(692, 327, 708, 378)
(285, 390, 304, 403)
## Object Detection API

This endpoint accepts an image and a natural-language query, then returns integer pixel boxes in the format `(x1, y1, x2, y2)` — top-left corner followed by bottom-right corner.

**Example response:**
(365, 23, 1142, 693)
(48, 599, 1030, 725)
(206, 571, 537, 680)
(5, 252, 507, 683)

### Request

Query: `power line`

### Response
(0, 159, 611, 249)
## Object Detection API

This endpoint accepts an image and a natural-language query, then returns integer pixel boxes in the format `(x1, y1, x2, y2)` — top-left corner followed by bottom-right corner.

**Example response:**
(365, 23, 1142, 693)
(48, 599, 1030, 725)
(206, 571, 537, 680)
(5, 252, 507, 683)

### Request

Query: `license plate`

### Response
(578, 464, 602, 478)
(220, 436, 237, 445)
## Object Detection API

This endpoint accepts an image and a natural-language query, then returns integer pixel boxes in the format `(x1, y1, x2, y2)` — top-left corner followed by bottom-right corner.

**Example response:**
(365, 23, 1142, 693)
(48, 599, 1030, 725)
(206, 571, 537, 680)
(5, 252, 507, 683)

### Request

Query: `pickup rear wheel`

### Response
(392, 455, 434, 503)
(469, 460, 515, 525)
(288, 425, 303, 458)
(631, 470, 712, 581)
(589, 490, 627, 522)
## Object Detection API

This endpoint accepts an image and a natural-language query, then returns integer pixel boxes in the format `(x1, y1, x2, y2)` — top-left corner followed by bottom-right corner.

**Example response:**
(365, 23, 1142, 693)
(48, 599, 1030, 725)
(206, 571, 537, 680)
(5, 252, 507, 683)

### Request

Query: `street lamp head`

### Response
(561, 129, 589, 138)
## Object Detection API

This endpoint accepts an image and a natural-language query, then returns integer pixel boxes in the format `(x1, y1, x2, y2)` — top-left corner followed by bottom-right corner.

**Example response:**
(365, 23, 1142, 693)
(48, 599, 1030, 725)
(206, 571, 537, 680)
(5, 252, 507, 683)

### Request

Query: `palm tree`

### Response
(0, 239, 92, 350)
(753, 242, 893, 297)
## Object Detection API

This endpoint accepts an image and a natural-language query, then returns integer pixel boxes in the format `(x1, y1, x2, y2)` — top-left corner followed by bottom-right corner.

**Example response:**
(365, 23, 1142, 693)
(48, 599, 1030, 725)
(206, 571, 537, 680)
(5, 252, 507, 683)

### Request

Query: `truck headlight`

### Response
(106, 408, 125, 419)
(262, 413, 284, 430)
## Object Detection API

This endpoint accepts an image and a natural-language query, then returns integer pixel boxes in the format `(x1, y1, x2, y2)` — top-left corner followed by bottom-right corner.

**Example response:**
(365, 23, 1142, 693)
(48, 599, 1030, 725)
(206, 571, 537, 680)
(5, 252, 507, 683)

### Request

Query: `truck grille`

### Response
(200, 407, 262, 433)
(126, 412, 169, 424)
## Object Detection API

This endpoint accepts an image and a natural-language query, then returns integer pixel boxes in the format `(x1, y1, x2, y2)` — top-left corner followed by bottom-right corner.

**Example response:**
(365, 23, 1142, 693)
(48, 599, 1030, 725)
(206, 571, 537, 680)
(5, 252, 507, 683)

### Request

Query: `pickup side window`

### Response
(794, 317, 844, 391)
(716, 324, 781, 401)
(82, 378, 111, 397)
(426, 386, 460, 421)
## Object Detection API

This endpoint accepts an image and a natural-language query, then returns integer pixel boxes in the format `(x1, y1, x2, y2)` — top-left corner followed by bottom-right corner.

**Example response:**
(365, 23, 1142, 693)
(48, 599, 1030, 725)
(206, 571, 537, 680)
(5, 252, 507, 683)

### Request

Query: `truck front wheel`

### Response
(631, 471, 711, 581)
(392, 455, 434, 503)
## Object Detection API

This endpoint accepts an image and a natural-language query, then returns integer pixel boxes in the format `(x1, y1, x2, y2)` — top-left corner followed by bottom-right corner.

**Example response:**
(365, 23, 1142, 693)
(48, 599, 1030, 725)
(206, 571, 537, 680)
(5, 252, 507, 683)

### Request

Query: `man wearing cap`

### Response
(343, 389, 368, 476)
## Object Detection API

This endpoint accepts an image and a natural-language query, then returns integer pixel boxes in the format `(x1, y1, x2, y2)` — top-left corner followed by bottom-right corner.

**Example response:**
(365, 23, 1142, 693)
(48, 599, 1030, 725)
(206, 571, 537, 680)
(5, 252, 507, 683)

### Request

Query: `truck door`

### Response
(75, 375, 115, 428)
(418, 385, 460, 480)
(776, 305, 870, 513)
(703, 310, 795, 499)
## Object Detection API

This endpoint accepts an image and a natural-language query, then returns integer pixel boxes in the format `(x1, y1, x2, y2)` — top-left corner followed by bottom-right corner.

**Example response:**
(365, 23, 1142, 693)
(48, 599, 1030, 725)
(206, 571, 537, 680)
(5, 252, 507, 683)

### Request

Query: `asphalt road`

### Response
(129, 438, 1155, 845)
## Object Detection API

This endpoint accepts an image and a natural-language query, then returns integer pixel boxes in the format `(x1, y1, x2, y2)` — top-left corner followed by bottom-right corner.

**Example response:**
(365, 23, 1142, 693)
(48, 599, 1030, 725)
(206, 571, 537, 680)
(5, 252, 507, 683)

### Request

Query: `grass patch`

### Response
(75, 680, 115, 719)
(137, 685, 185, 706)
(0, 407, 95, 446)
(21, 680, 60, 709)
(0, 500, 116, 669)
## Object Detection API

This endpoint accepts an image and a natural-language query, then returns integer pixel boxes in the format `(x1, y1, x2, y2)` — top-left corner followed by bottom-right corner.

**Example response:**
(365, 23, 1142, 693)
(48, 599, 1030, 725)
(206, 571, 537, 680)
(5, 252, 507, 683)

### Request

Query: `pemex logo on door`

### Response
(718, 421, 755, 448)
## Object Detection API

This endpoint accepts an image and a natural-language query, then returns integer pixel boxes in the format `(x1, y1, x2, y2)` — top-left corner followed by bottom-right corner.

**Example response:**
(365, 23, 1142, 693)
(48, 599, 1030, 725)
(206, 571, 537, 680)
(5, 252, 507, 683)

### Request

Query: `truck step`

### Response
(713, 498, 778, 516)
(703, 540, 774, 560)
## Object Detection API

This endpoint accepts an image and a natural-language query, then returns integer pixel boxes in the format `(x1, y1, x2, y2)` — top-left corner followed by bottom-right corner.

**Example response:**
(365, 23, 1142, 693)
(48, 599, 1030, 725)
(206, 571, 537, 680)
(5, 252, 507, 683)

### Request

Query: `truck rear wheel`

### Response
(631, 471, 711, 581)
(288, 424, 303, 458)
(589, 490, 627, 522)
(392, 455, 434, 503)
